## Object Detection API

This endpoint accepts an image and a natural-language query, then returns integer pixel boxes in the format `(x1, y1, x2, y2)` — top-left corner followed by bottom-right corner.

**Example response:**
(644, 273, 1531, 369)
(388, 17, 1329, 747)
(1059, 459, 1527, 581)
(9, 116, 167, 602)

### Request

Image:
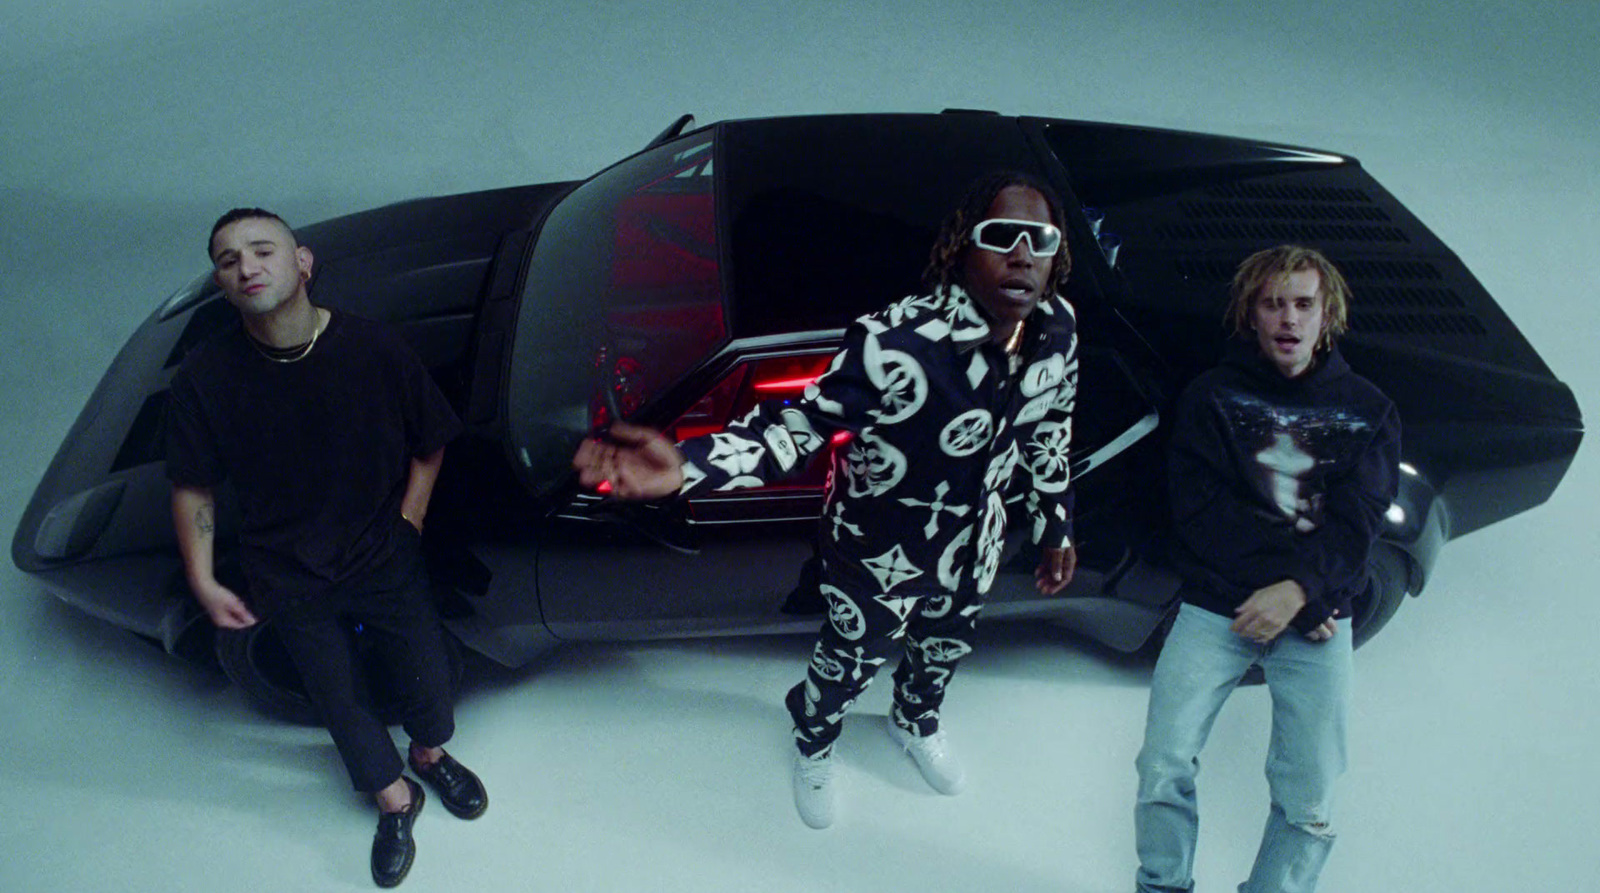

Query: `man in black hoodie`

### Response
(1134, 245, 1400, 893)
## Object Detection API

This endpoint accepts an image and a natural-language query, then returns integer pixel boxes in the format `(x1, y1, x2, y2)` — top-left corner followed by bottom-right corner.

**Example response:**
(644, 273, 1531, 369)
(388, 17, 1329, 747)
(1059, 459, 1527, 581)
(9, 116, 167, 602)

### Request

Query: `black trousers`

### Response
(786, 561, 983, 757)
(273, 526, 455, 793)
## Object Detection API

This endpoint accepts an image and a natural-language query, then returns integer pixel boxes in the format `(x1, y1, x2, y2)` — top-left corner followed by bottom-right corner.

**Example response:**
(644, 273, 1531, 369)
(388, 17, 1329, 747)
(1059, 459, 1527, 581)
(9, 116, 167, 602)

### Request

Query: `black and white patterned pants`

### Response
(785, 562, 982, 757)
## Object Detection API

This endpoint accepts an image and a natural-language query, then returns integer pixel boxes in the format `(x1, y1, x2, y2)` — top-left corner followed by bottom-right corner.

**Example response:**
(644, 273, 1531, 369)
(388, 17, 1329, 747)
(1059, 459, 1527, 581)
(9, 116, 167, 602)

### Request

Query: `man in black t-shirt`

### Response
(166, 208, 487, 888)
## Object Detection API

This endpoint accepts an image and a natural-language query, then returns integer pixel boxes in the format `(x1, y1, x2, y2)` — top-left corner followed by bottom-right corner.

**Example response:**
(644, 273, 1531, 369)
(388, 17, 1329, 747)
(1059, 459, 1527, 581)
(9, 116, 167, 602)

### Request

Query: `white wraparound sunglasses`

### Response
(970, 218, 1062, 257)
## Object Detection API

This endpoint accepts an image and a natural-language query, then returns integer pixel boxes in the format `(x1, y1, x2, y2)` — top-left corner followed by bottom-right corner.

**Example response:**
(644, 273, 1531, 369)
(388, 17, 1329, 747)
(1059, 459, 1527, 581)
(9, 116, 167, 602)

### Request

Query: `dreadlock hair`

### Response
(1227, 244, 1351, 353)
(921, 170, 1072, 296)
(208, 207, 294, 260)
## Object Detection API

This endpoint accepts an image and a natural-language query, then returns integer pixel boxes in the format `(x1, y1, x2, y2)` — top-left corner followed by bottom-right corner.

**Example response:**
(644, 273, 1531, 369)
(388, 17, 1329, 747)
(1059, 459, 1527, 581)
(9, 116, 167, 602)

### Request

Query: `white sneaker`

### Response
(792, 749, 836, 829)
(887, 717, 965, 795)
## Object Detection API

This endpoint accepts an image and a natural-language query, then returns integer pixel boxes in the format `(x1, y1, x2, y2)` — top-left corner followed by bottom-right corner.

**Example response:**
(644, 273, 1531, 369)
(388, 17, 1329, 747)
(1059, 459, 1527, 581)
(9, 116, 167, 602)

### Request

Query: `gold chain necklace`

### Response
(249, 309, 325, 363)
(1003, 321, 1025, 355)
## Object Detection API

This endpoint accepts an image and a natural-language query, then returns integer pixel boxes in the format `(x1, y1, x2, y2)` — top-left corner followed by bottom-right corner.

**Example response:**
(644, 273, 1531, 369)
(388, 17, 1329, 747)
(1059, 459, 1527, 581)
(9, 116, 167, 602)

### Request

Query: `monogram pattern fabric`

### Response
(677, 284, 1077, 595)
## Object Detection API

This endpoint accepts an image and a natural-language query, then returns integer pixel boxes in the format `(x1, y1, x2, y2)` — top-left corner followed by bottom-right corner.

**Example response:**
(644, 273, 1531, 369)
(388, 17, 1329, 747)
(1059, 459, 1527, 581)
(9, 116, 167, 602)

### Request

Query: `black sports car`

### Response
(13, 112, 1583, 721)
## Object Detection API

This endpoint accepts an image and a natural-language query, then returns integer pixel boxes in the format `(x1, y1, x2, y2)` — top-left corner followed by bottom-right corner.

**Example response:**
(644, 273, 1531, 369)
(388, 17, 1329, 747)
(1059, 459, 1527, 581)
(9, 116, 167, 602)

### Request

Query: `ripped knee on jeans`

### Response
(1289, 815, 1336, 840)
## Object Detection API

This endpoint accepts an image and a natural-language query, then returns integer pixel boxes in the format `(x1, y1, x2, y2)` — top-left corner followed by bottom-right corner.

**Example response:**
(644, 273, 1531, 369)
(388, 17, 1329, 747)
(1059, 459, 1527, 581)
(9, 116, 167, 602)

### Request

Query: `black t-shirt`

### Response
(165, 311, 462, 609)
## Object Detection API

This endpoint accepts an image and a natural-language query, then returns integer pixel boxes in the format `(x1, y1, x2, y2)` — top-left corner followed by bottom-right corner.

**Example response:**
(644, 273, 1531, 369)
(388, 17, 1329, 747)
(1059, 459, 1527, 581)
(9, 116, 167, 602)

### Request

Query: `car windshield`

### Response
(506, 134, 727, 494)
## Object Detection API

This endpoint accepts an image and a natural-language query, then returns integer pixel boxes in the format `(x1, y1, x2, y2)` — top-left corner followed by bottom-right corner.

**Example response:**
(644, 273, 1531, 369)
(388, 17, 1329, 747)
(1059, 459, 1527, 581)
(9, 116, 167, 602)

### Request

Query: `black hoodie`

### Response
(1166, 338, 1400, 634)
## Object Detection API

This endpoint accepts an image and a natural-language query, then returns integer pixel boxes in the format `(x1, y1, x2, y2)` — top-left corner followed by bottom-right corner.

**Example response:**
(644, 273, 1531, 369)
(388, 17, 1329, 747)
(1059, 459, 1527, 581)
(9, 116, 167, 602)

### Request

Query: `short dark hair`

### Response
(1227, 244, 1351, 352)
(922, 170, 1072, 295)
(208, 207, 294, 259)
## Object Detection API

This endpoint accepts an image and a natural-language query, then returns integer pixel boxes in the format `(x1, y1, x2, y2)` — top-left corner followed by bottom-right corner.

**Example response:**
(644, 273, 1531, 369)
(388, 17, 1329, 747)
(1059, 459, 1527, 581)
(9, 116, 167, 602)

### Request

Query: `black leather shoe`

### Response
(371, 778, 424, 888)
(409, 750, 488, 819)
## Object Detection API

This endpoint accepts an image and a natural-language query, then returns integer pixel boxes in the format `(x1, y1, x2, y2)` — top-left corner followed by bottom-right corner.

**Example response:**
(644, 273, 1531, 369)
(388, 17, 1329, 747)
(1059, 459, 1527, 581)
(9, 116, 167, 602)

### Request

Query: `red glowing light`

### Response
(753, 375, 822, 392)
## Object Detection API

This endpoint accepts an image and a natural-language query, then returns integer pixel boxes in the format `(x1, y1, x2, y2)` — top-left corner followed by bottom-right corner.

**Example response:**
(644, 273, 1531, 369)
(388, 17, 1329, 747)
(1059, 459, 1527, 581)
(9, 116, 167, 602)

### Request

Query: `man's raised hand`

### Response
(573, 421, 686, 500)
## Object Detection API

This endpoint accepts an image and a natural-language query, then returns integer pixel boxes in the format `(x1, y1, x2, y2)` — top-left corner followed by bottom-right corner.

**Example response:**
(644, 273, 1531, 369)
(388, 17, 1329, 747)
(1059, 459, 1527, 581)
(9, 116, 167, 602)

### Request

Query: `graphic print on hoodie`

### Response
(1219, 390, 1380, 534)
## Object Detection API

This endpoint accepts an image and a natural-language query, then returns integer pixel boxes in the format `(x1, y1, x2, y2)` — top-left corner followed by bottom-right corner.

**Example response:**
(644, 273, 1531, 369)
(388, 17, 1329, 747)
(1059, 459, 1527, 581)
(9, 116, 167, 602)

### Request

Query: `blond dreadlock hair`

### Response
(1227, 244, 1351, 354)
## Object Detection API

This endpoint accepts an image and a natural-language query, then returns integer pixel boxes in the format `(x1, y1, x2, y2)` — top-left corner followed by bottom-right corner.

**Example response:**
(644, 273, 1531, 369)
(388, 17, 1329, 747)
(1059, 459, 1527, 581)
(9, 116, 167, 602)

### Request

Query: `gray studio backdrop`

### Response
(2, 2, 1595, 892)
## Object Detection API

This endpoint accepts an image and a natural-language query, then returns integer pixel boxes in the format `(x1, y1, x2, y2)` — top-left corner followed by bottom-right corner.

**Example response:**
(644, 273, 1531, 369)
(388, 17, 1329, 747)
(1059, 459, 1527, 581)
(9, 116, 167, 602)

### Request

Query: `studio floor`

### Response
(2, 2, 1596, 890)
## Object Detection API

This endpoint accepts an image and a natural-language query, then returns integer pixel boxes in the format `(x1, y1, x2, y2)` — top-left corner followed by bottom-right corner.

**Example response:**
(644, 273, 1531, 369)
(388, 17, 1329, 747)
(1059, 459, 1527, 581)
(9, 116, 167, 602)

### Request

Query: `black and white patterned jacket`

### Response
(677, 284, 1077, 595)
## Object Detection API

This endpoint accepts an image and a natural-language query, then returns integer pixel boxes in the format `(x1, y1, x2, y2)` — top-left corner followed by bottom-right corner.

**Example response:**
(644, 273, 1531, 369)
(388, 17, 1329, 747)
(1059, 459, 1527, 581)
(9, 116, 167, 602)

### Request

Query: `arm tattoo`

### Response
(193, 504, 215, 538)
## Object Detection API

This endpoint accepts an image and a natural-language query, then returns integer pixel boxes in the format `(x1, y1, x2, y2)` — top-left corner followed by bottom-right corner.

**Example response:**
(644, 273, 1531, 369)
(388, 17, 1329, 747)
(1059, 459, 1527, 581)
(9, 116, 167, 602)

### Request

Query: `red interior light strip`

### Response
(754, 375, 822, 392)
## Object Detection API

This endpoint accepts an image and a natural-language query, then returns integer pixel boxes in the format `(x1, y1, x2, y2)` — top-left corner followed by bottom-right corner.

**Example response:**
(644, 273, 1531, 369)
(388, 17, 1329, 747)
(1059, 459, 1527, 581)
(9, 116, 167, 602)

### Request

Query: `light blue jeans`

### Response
(1135, 603, 1351, 893)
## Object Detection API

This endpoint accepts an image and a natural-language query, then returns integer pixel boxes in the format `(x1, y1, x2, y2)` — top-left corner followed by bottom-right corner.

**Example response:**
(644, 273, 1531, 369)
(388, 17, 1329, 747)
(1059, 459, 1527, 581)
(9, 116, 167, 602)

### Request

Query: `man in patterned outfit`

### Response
(1134, 245, 1400, 892)
(575, 172, 1079, 828)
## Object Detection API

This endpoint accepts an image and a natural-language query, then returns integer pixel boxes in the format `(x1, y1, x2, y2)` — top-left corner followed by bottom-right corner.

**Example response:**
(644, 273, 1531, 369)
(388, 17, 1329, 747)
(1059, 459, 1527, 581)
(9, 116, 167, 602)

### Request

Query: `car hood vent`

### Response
(1158, 189, 1410, 243)
(1171, 256, 1483, 338)
(1156, 218, 1409, 244)
(1179, 199, 1391, 223)
(1205, 181, 1373, 203)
